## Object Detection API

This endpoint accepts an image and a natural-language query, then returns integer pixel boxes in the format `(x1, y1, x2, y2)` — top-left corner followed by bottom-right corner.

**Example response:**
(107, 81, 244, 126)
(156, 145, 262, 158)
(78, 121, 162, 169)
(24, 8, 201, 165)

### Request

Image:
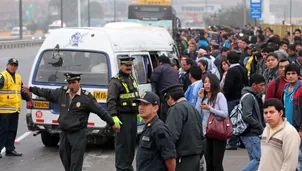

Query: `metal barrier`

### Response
(0, 40, 44, 49)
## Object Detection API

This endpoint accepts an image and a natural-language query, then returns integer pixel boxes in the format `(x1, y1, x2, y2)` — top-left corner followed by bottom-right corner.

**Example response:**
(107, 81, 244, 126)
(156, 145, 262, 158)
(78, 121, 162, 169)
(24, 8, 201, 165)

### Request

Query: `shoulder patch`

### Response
(63, 86, 68, 90)
(84, 90, 89, 95)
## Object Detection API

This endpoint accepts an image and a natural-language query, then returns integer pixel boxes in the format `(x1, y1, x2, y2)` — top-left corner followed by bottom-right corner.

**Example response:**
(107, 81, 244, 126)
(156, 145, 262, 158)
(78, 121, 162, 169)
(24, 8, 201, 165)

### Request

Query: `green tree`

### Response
(204, 4, 260, 27)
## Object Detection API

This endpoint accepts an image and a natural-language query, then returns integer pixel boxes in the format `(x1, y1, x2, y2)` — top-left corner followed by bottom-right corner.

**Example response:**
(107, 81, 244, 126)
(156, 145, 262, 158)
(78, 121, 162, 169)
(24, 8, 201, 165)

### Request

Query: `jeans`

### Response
(297, 143, 302, 171)
(227, 99, 240, 148)
(240, 136, 261, 171)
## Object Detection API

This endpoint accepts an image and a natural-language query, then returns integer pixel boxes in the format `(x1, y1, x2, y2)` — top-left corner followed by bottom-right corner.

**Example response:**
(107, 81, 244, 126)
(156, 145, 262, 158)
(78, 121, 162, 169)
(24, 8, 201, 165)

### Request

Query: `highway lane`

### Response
(0, 47, 250, 171)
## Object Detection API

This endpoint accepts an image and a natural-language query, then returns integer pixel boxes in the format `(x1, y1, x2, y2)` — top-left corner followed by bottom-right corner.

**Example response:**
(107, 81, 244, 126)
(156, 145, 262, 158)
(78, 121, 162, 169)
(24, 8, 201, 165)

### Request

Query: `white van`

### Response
(104, 22, 181, 61)
(26, 27, 178, 146)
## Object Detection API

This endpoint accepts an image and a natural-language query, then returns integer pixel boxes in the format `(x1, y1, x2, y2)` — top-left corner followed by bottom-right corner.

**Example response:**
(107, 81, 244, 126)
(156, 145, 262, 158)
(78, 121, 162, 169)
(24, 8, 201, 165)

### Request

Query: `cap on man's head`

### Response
(119, 55, 135, 65)
(135, 91, 160, 106)
(160, 84, 184, 98)
(64, 72, 82, 81)
(8, 58, 18, 66)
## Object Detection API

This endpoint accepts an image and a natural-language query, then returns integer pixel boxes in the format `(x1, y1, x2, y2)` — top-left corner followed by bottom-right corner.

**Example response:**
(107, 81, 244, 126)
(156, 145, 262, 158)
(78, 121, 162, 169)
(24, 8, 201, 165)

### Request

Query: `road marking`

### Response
(1, 131, 32, 155)
(15, 131, 32, 143)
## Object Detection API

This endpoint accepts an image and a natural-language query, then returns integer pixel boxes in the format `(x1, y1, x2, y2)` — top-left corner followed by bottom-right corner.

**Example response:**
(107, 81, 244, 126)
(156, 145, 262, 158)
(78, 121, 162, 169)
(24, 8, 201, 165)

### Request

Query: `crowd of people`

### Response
(148, 25, 302, 171)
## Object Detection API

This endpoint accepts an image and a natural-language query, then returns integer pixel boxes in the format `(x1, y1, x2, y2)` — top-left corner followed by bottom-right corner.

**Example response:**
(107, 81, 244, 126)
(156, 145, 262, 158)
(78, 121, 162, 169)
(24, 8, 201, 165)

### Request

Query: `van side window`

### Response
(149, 52, 159, 69)
(132, 55, 152, 84)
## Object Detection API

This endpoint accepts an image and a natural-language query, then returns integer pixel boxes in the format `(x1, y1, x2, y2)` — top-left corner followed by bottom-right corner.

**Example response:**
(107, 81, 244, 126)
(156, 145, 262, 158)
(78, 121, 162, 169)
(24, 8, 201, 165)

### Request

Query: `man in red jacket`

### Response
(265, 59, 290, 101)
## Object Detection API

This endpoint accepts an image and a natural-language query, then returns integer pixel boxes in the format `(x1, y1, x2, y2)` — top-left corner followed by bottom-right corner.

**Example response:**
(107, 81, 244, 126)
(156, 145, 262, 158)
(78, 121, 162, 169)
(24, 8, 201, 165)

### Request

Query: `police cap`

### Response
(135, 91, 160, 106)
(119, 55, 135, 65)
(8, 58, 19, 66)
(160, 84, 184, 98)
(64, 72, 82, 81)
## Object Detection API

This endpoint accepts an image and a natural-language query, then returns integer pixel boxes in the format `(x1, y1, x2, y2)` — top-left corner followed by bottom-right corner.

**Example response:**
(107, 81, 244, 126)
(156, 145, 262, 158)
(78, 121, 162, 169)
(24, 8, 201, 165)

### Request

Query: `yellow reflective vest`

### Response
(0, 70, 22, 114)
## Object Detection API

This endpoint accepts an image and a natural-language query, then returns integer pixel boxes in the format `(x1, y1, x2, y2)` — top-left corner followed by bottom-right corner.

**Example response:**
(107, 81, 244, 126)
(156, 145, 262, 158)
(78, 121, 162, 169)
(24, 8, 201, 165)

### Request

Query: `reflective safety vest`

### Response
(114, 74, 139, 112)
(0, 70, 22, 113)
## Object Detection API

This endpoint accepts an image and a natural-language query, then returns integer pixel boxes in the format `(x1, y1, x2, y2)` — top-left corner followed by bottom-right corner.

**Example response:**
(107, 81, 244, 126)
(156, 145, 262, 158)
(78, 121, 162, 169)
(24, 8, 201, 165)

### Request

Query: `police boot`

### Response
(6, 150, 22, 156)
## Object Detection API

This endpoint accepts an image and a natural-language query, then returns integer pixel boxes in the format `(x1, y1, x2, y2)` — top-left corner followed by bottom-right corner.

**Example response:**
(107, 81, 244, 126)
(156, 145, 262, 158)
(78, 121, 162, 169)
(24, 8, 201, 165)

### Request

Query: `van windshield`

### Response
(34, 50, 109, 86)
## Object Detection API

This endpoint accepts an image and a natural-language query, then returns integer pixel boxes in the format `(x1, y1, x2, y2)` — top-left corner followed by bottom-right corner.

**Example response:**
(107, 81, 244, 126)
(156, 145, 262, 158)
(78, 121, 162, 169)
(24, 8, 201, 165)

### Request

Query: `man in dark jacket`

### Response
(151, 55, 180, 122)
(180, 58, 195, 92)
(240, 74, 266, 171)
(223, 51, 249, 150)
(22, 73, 120, 171)
(161, 84, 204, 171)
(151, 55, 180, 95)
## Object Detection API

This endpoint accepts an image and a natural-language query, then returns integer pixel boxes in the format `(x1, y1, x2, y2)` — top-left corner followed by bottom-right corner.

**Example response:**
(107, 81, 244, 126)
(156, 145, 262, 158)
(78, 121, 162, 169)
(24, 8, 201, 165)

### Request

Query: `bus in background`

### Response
(127, 0, 181, 37)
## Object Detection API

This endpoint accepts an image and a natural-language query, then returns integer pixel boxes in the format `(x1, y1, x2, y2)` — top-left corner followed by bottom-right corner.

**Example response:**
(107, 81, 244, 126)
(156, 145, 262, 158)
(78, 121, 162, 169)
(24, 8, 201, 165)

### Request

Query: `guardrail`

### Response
(0, 35, 34, 41)
(0, 39, 44, 49)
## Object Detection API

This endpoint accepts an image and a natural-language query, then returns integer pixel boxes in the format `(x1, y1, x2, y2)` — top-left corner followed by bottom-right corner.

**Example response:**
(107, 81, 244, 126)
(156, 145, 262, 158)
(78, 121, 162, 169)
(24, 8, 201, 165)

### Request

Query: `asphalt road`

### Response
(0, 46, 250, 171)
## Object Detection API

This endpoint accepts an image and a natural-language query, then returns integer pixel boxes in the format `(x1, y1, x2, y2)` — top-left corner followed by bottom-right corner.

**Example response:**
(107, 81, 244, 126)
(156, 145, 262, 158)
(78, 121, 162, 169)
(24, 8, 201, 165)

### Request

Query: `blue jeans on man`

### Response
(240, 136, 261, 171)
(297, 143, 302, 171)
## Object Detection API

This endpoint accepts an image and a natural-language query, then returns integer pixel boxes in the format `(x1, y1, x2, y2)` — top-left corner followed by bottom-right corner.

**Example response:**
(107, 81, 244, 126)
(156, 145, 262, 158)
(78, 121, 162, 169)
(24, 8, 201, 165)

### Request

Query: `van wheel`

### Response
(41, 132, 60, 147)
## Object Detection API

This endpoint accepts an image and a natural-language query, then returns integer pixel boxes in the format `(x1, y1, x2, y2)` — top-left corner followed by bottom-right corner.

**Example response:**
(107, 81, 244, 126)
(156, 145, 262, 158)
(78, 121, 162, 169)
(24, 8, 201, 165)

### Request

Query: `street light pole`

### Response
(60, 0, 63, 28)
(114, 0, 116, 22)
(19, 0, 23, 40)
(290, 0, 292, 24)
(88, 0, 90, 27)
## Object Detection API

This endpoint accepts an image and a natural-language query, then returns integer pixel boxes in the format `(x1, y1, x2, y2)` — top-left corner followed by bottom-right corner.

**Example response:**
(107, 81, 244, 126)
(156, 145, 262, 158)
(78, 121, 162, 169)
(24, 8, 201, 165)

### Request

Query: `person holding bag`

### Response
(196, 73, 229, 171)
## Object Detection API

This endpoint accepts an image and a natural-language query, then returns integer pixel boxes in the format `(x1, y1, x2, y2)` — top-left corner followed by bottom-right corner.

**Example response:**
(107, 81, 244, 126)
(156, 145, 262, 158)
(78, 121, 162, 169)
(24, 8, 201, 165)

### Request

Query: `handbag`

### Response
(206, 98, 233, 140)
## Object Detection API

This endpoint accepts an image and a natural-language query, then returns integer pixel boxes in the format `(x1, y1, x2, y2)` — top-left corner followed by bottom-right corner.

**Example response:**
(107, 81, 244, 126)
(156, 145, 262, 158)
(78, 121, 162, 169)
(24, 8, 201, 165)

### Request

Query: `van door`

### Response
(130, 52, 153, 96)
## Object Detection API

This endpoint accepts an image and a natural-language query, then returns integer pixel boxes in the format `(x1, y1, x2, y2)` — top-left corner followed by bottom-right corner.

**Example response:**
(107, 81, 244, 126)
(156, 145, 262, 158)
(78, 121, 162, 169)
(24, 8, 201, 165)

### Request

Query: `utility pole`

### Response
(78, 0, 81, 27)
(114, 0, 116, 22)
(243, 0, 247, 26)
(19, 0, 23, 40)
(205, 0, 208, 14)
(88, 0, 90, 27)
(60, 0, 63, 28)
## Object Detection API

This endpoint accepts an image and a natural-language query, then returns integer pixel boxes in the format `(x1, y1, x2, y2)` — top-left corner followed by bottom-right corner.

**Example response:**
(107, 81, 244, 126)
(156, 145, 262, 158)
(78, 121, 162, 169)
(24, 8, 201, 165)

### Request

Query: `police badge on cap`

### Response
(119, 55, 135, 65)
(64, 72, 82, 81)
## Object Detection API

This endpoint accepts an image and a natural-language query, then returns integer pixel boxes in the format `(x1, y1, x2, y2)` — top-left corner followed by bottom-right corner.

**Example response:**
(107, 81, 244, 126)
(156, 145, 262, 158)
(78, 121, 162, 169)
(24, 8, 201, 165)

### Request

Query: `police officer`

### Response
(135, 91, 176, 171)
(22, 73, 119, 171)
(0, 58, 32, 158)
(107, 55, 142, 171)
(161, 84, 204, 171)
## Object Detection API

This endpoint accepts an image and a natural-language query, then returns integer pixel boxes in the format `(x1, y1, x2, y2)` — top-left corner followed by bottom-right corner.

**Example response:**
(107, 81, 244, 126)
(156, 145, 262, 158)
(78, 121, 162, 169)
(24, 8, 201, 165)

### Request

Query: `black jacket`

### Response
(107, 71, 139, 115)
(166, 98, 204, 157)
(136, 116, 176, 171)
(223, 64, 248, 101)
(151, 63, 180, 95)
(240, 87, 265, 136)
(30, 86, 114, 132)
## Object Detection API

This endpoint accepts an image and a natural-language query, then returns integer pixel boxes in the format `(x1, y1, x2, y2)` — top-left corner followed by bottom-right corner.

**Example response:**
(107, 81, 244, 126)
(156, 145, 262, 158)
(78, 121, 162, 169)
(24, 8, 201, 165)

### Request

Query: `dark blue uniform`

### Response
(136, 115, 176, 171)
